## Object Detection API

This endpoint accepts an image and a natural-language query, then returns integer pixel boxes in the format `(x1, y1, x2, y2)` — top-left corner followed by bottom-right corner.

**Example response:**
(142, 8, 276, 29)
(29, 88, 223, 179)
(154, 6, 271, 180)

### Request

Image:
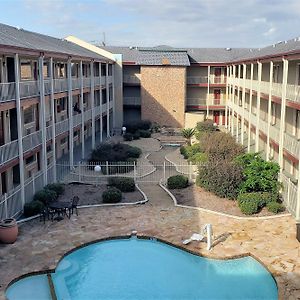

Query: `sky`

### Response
(1, 0, 300, 48)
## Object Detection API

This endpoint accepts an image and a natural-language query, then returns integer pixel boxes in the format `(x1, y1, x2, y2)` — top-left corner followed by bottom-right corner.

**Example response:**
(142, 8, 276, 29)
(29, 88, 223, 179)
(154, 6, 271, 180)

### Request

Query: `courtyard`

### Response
(0, 136, 299, 299)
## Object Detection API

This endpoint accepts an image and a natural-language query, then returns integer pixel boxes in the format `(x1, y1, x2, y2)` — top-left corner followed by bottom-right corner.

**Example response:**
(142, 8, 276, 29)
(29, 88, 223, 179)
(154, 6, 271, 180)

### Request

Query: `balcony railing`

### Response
(0, 140, 19, 165)
(123, 74, 141, 84)
(187, 97, 226, 106)
(187, 76, 226, 85)
(123, 97, 141, 106)
(22, 130, 42, 153)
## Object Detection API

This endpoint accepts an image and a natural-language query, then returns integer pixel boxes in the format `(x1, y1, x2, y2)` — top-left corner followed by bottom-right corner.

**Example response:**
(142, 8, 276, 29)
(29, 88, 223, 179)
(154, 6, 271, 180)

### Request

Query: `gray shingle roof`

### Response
(101, 38, 300, 64)
(137, 51, 190, 66)
(0, 23, 110, 61)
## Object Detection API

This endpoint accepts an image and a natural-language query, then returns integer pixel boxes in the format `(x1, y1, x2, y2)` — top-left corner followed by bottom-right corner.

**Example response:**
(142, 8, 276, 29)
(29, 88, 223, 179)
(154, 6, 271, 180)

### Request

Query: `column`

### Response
(241, 64, 246, 145)
(79, 61, 85, 159)
(67, 58, 74, 168)
(266, 61, 273, 161)
(231, 66, 235, 135)
(38, 55, 47, 184)
(112, 63, 116, 131)
(236, 65, 241, 142)
(49, 57, 56, 181)
(255, 61, 262, 152)
(106, 63, 110, 137)
(90, 60, 95, 149)
(206, 65, 210, 117)
(225, 66, 229, 129)
(278, 58, 289, 175)
(247, 63, 254, 152)
(14, 54, 25, 207)
(100, 63, 103, 142)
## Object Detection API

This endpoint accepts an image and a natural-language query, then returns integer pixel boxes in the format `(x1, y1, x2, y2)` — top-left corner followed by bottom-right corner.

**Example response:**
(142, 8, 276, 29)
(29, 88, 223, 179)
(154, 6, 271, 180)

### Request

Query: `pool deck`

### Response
(1, 192, 299, 299)
(0, 138, 300, 300)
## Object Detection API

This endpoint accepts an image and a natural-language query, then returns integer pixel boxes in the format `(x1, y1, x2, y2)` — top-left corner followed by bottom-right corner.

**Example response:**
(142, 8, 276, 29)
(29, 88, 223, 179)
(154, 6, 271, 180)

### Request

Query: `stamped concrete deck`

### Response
(0, 137, 299, 300)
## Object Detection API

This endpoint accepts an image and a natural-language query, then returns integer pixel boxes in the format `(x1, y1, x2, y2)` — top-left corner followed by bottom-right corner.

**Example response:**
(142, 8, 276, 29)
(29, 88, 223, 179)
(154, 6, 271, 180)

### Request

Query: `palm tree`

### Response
(181, 128, 195, 145)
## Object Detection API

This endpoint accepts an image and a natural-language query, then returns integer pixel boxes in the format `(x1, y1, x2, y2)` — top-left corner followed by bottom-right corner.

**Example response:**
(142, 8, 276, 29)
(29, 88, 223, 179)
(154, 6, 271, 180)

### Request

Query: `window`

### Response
(43, 61, 49, 78)
(25, 154, 36, 165)
(23, 106, 34, 124)
(273, 65, 280, 83)
(57, 98, 66, 112)
(20, 60, 32, 80)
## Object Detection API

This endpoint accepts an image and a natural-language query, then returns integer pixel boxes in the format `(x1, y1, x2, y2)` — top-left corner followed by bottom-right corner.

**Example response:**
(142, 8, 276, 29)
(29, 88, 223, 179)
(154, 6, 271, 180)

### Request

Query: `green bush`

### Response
(188, 152, 208, 164)
(167, 175, 189, 189)
(132, 131, 140, 140)
(102, 187, 122, 203)
(197, 160, 243, 199)
(180, 145, 188, 159)
(151, 122, 160, 133)
(24, 200, 45, 217)
(180, 144, 203, 160)
(123, 133, 133, 141)
(196, 120, 218, 132)
(238, 192, 267, 209)
(266, 202, 285, 214)
(126, 146, 142, 158)
(235, 153, 280, 194)
(33, 189, 57, 205)
(124, 120, 152, 133)
(239, 200, 260, 215)
(139, 129, 151, 138)
(89, 143, 141, 163)
(44, 183, 64, 196)
(108, 177, 135, 192)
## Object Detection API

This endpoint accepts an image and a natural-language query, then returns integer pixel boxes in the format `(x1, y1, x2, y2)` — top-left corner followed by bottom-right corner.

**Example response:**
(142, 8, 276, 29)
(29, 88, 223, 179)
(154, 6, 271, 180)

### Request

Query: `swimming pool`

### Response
(6, 237, 278, 299)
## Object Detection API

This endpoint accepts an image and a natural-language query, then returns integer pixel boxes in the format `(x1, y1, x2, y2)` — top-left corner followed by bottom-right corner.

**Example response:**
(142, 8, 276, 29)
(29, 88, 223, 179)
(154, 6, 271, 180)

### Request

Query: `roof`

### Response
(101, 37, 300, 64)
(0, 23, 110, 62)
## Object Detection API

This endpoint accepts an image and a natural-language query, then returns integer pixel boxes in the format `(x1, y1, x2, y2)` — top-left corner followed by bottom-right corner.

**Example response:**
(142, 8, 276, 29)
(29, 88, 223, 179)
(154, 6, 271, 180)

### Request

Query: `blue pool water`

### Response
(7, 238, 278, 300)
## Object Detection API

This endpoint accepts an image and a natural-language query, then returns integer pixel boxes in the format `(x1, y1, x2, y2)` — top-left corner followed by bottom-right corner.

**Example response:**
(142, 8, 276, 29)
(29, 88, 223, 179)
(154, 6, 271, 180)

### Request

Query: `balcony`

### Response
(187, 75, 226, 85)
(123, 97, 141, 106)
(123, 74, 141, 85)
(187, 97, 226, 107)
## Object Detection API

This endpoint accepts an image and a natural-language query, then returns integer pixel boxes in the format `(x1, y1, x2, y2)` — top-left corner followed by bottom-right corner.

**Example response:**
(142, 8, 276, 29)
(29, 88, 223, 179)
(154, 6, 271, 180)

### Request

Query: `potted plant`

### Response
(0, 218, 18, 244)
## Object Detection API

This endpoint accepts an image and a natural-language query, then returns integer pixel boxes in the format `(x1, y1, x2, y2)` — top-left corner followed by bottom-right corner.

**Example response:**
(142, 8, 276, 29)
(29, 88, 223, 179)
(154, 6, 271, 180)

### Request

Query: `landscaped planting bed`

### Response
(172, 184, 286, 217)
(58, 183, 144, 205)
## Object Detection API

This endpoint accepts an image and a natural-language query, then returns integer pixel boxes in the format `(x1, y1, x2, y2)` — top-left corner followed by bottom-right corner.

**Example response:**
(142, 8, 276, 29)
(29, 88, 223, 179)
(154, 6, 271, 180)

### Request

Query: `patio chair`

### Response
(67, 196, 80, 218)
(39, 206, 55, 223)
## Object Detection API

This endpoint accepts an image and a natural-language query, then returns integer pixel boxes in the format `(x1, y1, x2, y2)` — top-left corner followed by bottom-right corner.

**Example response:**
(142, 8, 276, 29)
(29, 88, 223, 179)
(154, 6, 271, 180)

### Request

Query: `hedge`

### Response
(108, 177, 135, 192)
(239, 200, 260, 215)
(24, 200, 45, 217)
(266, 202, 285, 214)
(167, 175, 189, 189)
(102, 187, 122, 203)
(33, 189, 57, 205)
(44, 183, 64, 196)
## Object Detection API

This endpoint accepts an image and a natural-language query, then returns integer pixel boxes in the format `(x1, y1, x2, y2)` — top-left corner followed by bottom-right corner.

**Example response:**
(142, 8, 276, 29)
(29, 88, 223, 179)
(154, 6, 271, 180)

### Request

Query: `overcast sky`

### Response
(2, 0, 300, 48)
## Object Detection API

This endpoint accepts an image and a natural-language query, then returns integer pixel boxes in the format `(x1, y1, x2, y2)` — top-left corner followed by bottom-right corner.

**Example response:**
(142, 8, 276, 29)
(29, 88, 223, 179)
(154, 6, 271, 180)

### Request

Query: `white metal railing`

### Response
(72, 78, 80, 90)
(109, 101, 113, 109)
(55, 119, 69, 136)
(73, 114, 82, 128)
(209, 75, 226, 84)
(281, 172, 298, 217)
(102, 103, 107, 113)
(187, 76, 208, 84)
(83, 77, 90, 88)
(19, 80, 39, 98)
(123, 74, 141, 84)
(22, 130, 42, 152)
(0, 139, 19, 164)
(46, 125, 53, 141)
(123, 97, 141, 106)
(284, 133, 300, 157)
(108, 75, 113, 84)
(101, 77, 106, 86)
(54, 78, 68, 93)
(84, 109, 92, 121)
(187, 97, 226, 106)
(94, 76, 101, 87)
(0, 82, 15, 102)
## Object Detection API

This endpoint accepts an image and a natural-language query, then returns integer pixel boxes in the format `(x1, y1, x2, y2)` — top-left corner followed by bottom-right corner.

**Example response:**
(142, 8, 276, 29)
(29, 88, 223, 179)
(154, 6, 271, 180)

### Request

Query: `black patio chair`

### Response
(66, 196, 80, 218)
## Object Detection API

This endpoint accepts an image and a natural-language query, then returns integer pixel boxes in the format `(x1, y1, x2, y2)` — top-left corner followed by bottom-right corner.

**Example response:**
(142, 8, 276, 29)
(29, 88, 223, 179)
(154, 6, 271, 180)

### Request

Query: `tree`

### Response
(181, 128, 195, 145)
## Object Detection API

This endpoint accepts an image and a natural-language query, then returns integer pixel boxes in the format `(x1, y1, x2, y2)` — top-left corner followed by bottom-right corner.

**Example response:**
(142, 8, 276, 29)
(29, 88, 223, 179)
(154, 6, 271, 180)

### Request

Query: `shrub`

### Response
(180, 144, 203, 160)
(139, 129, 151, 138)
(196, 119, 218, 133)
(237, 192, 270, 209)
(132, 131, 140, 140)
(102, 187, 122, 203)
(167, 175, 189, 189)
(24, 200, 45, 217)
(123, 133, 133, 141)
(266, 202, 285, 214)
(124, 120, 152, 133)
(33, 189, 57, 205)
(126, 146, 142, 158)
(199, 132, 244, 162)
(239, 200, 260, 215)
(197, 160, 243, 199)
(188, 152, 208, 164)
(180, 145, 188, 159)
(89, 143, 141, 163)
(44, 183, 64, 196)
(151, 122, 160, 133)
(108, 177, 135, 192)
(235, 153, 280, 194)
(181, 128, 195, 145)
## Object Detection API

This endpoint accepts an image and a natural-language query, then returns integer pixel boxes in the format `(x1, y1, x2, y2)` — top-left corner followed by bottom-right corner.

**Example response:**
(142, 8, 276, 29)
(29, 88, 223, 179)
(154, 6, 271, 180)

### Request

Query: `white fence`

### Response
(0, 164, 55, 219)
(281, 173, 299, 219)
